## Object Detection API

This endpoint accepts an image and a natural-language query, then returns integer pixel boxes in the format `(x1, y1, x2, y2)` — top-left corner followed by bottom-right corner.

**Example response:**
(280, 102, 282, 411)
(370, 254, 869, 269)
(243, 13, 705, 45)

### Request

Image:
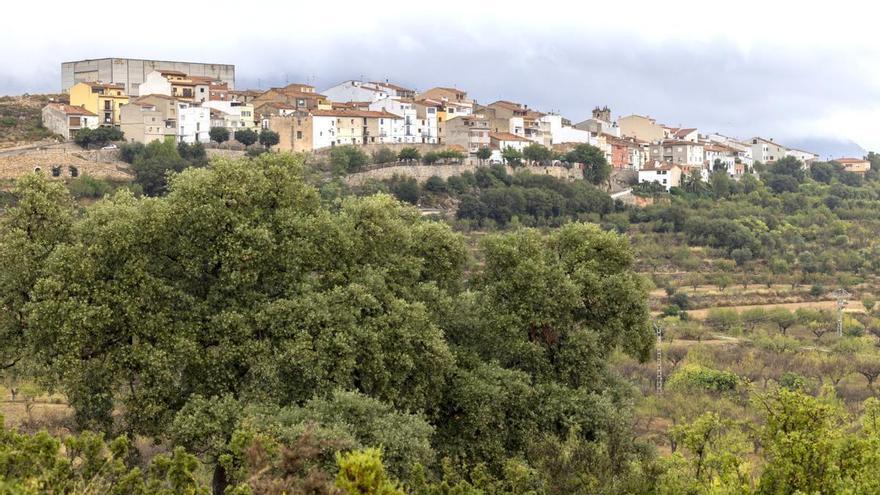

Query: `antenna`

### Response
(831, 289, 851, 337)
(653, 321, 664, 393)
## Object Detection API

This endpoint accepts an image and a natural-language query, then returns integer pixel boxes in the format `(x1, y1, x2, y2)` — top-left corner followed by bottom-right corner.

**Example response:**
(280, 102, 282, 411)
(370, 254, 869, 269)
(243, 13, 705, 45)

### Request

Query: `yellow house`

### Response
(69, 82, 130, 126)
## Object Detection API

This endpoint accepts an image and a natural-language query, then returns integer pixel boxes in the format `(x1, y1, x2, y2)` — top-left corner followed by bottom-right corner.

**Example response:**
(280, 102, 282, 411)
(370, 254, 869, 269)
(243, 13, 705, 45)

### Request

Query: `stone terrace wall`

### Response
(345, 162, 583, 186)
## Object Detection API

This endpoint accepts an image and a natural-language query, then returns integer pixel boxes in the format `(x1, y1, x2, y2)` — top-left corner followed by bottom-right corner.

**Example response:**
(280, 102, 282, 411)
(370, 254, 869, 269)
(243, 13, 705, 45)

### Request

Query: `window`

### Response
(296, 131, 302, 139)
(69, 166, 78, 178)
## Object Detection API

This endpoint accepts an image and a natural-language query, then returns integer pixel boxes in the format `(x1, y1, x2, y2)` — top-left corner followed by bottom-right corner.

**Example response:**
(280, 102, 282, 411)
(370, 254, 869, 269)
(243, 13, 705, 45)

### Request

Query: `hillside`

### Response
(0, 94, 63, 148)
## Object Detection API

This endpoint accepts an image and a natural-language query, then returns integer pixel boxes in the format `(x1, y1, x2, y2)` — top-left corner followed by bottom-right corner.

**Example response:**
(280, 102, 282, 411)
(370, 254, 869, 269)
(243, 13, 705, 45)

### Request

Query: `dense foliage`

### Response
(0, 153, 653, 493)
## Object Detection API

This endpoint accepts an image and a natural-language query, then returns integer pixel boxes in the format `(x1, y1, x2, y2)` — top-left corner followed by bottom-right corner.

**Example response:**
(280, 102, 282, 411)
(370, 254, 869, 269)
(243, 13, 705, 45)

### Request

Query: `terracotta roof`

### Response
(282, 83, 315, 91)
(260, 101, 297, 110)
(448, 144, 467, 153)
(834, 158, 868, 163)
(188, 75, 220, 83)
(159, 69, 187, 76)
(413, 99, 441, 107)
(45, 103, 97, 116)
(703, 144, 737, 153)
(489, 131, 531, 142)
(673, 128, 697, 138)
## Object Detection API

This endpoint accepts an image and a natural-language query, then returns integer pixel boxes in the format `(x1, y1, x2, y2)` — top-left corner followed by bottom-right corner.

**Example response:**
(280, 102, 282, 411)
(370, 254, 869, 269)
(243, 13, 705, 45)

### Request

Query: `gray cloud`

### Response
(4, 22, 878, 151)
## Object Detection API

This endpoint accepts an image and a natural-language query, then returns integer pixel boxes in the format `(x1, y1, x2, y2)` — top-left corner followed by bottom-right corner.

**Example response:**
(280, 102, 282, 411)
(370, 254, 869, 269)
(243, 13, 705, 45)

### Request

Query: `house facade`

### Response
(42, 103, 99, 140)
(638, 162, 683, 191)
(69, 82, 130, 126)
(618, 114, 664, 143)
(445, 115, 490, 155)
(649, 140, 705, 167)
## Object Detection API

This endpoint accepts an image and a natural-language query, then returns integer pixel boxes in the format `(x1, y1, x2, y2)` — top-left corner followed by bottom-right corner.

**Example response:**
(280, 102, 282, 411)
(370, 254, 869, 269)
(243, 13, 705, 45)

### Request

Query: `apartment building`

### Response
(120, 102, 169, 144)
(42, 103, 98, 140)
(834, 158, 871, 175)
(123, 94, 209, 144)
(749, 137, 790, 164)
(618, 114, 665, 143)
(203, 100, 257, 132)
(649, 140, 705, 167)
(69, 82, 130, 127)
(445, 115, 490, 155)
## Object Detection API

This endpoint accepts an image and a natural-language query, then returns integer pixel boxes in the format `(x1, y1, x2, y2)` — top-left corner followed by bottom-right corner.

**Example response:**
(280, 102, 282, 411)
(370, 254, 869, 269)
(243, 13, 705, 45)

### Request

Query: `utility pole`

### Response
(831, 288, 851, 337)
(653, 321, 664, 393)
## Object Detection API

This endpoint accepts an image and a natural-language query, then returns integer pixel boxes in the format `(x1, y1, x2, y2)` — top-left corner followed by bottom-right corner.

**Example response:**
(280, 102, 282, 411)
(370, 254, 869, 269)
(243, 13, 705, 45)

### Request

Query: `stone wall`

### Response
(0, 151, 132, 182)
(345, 162, 583, 186)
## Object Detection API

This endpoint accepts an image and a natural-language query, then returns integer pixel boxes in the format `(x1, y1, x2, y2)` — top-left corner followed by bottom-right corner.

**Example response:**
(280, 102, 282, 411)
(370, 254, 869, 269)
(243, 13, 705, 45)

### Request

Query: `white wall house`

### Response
(322, 80, 390, 102)
(177, 103, 209, 144)
(137, 71, 173, 97)
(539, 114, 596, 145)
(638, 162, 683, 191)
(369, 98, 417, 143)
(311, 115, 337, 149)
(202, 100, 256, 131)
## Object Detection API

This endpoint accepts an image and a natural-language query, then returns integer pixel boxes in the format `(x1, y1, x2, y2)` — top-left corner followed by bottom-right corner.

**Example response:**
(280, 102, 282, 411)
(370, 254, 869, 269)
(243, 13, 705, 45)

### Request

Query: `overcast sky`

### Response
(4, 1, 880, 153)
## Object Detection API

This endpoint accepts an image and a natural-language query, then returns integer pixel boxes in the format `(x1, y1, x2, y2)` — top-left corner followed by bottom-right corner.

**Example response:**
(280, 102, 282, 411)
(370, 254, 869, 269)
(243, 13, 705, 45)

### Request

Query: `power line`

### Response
(654, 321, 664, 394)
(831, 288, 851, 337)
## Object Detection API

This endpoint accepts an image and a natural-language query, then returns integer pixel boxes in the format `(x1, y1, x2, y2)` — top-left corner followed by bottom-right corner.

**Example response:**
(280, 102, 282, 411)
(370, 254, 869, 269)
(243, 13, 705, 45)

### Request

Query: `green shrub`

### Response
(667, 364, 738, 393)
(67, 174, 112, 199)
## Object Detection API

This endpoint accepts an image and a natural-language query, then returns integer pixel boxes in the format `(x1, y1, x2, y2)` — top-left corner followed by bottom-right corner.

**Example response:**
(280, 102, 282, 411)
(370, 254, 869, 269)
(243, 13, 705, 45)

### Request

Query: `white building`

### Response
(202, 100, 256, 132)
(704, 144, 737, 174)
(369, 98, 418, 143)
(638, 162, 683, 191)
(137, 71, 173, 98)
(539, 114, 597, 145)
(177, 103, 209, 144)
(322, 80, 392, 102)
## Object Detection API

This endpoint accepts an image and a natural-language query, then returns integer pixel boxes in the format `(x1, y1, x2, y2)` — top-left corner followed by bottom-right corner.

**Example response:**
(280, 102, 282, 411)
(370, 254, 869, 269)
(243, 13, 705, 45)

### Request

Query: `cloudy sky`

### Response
(3, 1, 879, 155)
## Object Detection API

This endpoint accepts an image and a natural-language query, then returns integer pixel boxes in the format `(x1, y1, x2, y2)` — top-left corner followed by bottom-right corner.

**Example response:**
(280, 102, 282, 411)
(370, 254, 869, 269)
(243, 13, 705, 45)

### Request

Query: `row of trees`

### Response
(208, 127, 279, 149)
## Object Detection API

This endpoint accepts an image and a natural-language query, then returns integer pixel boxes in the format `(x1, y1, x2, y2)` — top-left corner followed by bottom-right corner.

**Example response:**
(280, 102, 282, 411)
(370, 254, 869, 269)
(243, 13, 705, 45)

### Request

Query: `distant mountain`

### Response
(783, 137, 868, 161)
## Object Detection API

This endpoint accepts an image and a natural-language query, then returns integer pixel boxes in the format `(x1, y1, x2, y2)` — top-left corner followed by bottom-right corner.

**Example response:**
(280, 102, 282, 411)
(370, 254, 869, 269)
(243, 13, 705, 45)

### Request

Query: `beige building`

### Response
(445, 115, 490, 155)
(835, 157, 871, 175)
(618, 114, 665, 143)
(120, 102, 169, 144)
(41, 103, 98, 140)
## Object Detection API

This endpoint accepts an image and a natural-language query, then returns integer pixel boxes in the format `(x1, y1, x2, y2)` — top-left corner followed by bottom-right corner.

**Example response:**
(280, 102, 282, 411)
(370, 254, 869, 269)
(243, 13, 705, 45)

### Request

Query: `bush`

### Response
(810, 284, 825, 297)
(67, 174, 112, 199)
(705, 308, 740, 333)
(74, 127, 123, 148)
(372, 147, 397, 164)
(667, 364, 738, 393)
(234, 128, 258, 146)
(209, 126, 229, 144)
(388, 175, 420, 204)
(424, 175, 447, 193)
(330, 145, 371, 175)
(669, 292, 690, 310)
(398, 147, 421, 162)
